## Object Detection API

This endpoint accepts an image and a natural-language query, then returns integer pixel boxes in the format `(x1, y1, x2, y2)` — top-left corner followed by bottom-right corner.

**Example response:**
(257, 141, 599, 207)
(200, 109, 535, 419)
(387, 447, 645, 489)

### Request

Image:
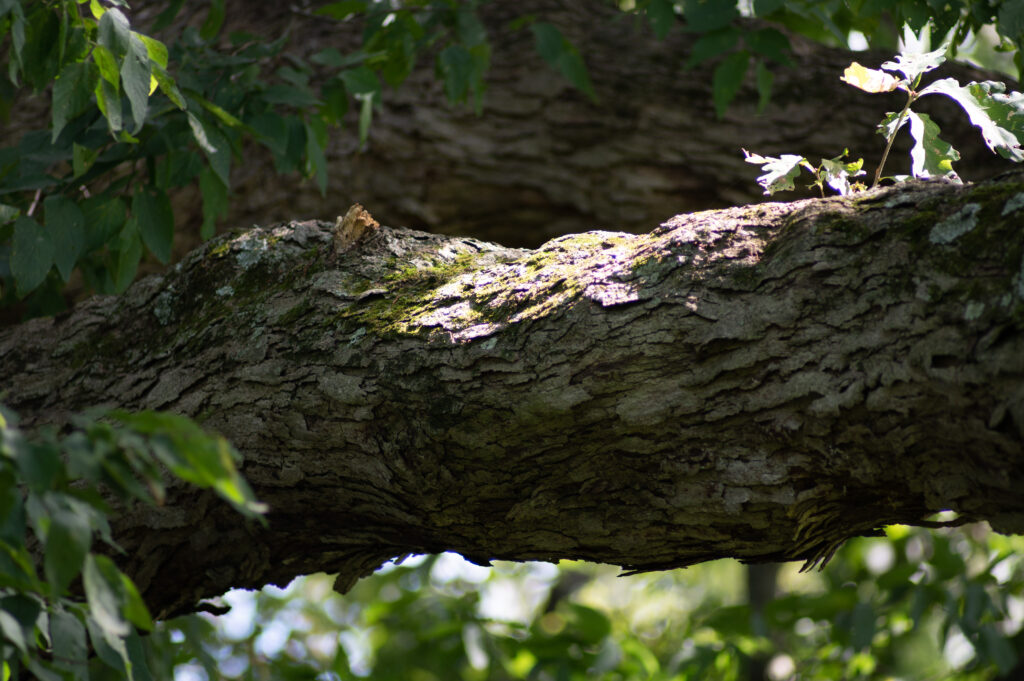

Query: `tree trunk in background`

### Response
(2, 175, 1022, 619)
(196, 0, 1022, 246)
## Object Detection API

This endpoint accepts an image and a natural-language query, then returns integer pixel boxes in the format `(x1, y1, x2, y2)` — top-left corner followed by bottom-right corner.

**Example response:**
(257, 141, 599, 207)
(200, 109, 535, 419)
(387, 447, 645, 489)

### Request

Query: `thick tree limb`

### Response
(3, 177, 1024, 619)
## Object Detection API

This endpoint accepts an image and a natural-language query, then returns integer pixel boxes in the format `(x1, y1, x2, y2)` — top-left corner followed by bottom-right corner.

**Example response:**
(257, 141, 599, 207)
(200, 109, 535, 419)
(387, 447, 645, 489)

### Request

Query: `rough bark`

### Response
(3, 176, 1024, 620)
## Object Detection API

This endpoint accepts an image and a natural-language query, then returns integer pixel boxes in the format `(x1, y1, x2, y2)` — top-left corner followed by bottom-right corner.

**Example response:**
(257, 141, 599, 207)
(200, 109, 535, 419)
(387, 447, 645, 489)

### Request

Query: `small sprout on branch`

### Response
(743, 149, 865, 197)
(746, 23, 1024, 197)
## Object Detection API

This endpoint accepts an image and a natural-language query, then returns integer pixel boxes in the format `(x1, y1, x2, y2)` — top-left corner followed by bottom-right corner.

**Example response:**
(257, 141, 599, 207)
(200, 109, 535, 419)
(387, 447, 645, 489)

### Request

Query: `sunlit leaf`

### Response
(919, 78, 1024, 162)
(743, 149, 807, 194)
(841, 62, 900, 93)
(906, 110, 961, 180)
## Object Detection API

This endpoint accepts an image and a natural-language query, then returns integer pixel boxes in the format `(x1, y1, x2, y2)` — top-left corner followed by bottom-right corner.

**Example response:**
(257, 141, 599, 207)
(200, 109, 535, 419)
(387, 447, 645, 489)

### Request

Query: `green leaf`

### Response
(532, 21, 566, 63)
(44, 194, 86, 281)
(95, 76, 122, 132)
(72, 143, 99, 179)
(0, 203, 20, 224)
(137, 34, 168, 70)
(50, 608, 88, 681)
(261, 83, 321, 108)
(83, 554, 129, 638)
(198, 167, 227, 240)
(248, 111, 289, 156)
(438, 44, 473, 104)
(14, 440, 60, 491)
(311, 47, 371, 69)
(818, 152, 865, 196)
(880, 44, 946, 83)
(200, 0, 225, 40)
(44, 507, 92, 598)
(753, 0, 785, 16)
(131, 188, 174, 264)
(6, 4, 27, 82)
(86, 615, 130, 677)
(305, 119, 328, 195)
(194, 95, 244, 129)
(118, 572, 153, 632)
(530, 22, 596, 102)
(0, 478, 26, 548)
(918, 78, 1024, 162)
(123, 630, 156, 681)
(568, 603, 612, 643)
(11, 215, 54, 296)
(186, 110, 217, 155)
(113, 221, 142, 292)
(906, 111, 961, 180)
(151, 0, 187, 29)
(151, 63, 185, 109)
(745, 28, 793, 66)
(187, 112, 231, 186)
(92, 44, 120, 87)
(712, 50, 749, 118)
(357, 93, 374, 149)
(52, 61, 98, 142)
(743, 149, 807, 194)
(684, 27, 739, 69)
(455, 5, 487, 47)
(81, 195, 127, 252)
(647, 0, 675, 39)
(980, 625, 1017, 673)
(314, 1, 367, 20)
(0, 594, 41, 654)
(320, 79, 349, 125)
(111, 411, 267, 519)
(19, 7, 60, 90)
(849, 602, 875, 650)
(120, 34, 151, 132)
(340, 65, 380, 96)
(97, 7, 130, 58)
(682, 0, 738, 32)
(754, 59, 772, 113)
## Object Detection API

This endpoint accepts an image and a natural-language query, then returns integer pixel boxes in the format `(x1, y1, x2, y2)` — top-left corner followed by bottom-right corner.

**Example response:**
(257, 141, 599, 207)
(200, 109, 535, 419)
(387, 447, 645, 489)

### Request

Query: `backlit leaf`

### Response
(83, 554, 129, 638)
(743, 149, 807, 194)
(841, 62, 900, 93)
(919, 78, 1024, 162)
(906, 111, 961, 180)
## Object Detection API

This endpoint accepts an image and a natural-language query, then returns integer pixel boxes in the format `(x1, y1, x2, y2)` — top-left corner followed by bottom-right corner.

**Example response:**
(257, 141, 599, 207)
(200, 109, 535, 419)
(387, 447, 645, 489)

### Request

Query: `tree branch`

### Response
(3, 176, 1023, 618)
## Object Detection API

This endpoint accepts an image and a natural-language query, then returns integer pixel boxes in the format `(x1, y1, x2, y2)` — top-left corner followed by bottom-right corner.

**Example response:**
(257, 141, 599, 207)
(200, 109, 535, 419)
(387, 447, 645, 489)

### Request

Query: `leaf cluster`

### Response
(1, 1, 1023, 317)
(746, 24, 1024, 196)
(0, 0, 493, 318)
(0, 405, 263, 680)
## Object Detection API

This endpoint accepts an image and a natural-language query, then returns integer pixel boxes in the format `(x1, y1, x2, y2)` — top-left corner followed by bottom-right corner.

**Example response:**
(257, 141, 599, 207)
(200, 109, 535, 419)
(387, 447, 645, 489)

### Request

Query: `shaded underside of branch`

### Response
(2, 176, 1023, 618)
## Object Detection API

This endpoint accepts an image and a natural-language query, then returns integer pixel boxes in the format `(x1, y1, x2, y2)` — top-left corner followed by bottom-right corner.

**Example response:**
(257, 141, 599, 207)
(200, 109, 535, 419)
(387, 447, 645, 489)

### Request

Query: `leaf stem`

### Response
(872, 92, 916, 188)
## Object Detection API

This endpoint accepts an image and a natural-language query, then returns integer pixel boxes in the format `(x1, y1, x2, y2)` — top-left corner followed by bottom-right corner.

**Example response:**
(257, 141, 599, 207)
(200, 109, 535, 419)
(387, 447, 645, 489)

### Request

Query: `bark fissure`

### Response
(2, 177, 1023, 619)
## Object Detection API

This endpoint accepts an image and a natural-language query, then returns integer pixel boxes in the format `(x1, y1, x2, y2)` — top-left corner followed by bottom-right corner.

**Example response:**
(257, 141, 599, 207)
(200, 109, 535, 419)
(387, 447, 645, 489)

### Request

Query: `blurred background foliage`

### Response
(131, 524, 1024, 681)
